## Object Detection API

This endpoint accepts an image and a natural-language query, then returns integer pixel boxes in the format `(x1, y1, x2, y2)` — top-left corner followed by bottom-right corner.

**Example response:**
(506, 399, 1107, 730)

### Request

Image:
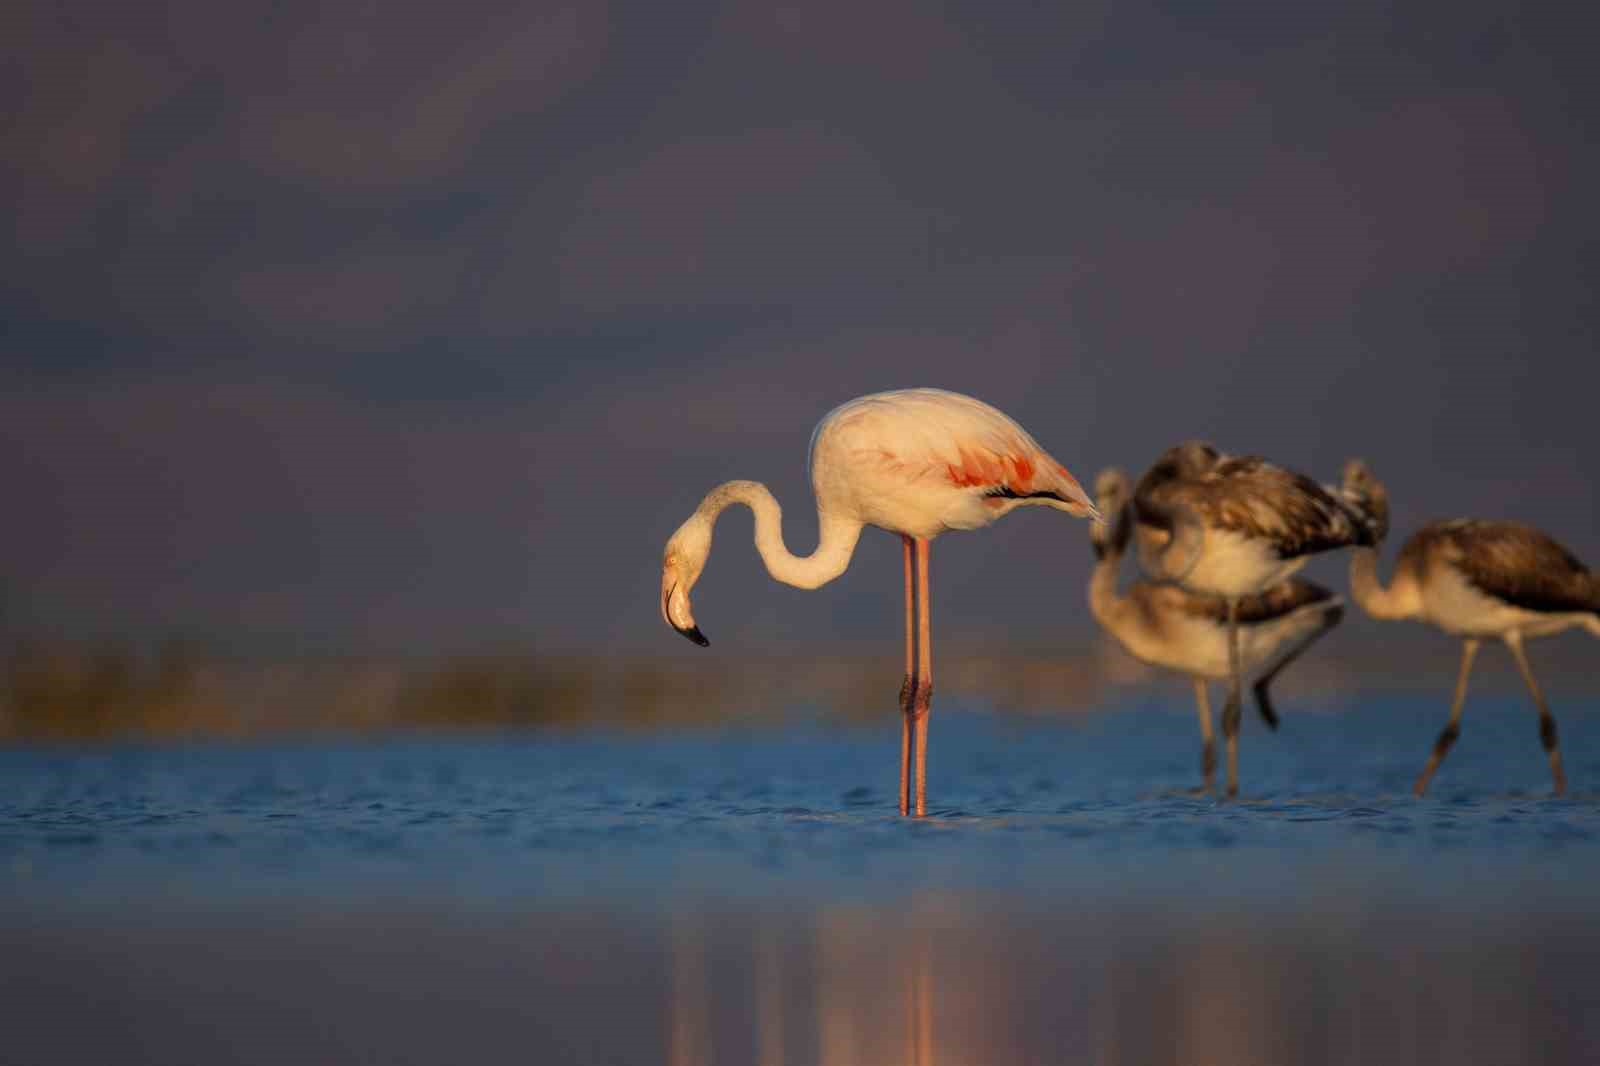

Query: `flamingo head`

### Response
(660, 516, 712, 646)
(1339, 458, 1390, 543)
(1148, 440, 1222, 482)
(1089, 468, 1131, 559)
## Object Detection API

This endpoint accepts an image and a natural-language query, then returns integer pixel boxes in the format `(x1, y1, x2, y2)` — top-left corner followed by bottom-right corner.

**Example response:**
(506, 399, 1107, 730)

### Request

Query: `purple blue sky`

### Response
(3, 1, 1598, 660)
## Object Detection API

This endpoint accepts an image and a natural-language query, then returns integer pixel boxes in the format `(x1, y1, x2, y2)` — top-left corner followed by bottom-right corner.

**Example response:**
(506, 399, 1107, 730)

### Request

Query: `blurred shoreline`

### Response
(3, 630, 1594, 742)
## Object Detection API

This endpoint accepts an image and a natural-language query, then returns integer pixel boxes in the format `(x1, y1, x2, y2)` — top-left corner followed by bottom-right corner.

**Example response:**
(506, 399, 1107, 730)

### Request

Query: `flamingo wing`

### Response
(1151, 456, 1375, 558)
(812, 388, 1094, 527)
(1421, 520, 1600, 616)
(1176, 577, 1339, 625)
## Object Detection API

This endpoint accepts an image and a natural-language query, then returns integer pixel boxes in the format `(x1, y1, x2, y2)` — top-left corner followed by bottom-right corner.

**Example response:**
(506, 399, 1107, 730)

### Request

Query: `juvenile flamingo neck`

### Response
(696, 480, 863, 590)
(1088, 554, 1131, 632)
(1088, 513, 1132, 631)
(1134, 499, 1204, 583)
(1348, 546, 1419, 621)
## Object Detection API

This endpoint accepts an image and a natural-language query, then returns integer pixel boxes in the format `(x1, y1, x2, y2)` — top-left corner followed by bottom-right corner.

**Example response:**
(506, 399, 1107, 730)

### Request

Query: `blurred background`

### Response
(4, 0, 1598, 738)
(6, 6, 1600, 1064)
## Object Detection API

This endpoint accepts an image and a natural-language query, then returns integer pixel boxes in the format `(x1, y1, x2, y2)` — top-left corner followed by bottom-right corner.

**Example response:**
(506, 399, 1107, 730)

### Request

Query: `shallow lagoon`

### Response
(3, 695, 1598, 1064)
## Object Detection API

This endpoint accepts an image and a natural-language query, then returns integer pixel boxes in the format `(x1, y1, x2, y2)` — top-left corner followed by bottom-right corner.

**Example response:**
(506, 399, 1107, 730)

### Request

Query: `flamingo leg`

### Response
(912, 537, 934, 817)
(1221, 598, 1242, 798)
(1193, 678, 1216, 793)
(900, 534, 916, 816)
(1413, 638, 1479, 796)
(1506, 633, 1567, 796)
(1251, 603, 1344, 731)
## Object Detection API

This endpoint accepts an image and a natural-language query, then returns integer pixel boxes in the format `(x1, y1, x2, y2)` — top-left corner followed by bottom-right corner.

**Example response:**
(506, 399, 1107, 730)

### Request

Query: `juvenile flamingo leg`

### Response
(899, 535, 916, 816)
(1413, 638, 1479, 796)
(1221, 598, 1243, 798)
(1193, 678, 1216, 793)
(912, 537, 934, 817)
(1250, 603, 1343, 730)
(1506, 633, 1567, 796)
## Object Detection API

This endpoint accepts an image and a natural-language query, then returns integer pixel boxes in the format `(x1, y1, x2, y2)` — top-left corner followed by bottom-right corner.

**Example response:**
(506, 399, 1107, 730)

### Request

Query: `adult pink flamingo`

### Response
(659, 388, 1097, 816)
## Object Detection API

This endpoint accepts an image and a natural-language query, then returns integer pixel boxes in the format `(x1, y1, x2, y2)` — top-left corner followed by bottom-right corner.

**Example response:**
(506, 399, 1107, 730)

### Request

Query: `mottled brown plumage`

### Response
(1125, 443, 1372, 798)
(1089, 467, 1344, 793)
(1343, 459, 1598, 796)
(1175, 578, 1340, 626)
(1136, 447, 1377, 561)
(1399, 520, 1600, 619)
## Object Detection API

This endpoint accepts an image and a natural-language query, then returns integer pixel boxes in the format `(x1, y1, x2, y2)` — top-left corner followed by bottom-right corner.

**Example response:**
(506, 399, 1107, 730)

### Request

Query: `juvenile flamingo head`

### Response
(660, 515, 712, 646)
(1092, 468, 1129, 515)
(1137, 441, 1223, 491)
(1089, 468, 1131, 559)
(1340, 458, 1390, 542)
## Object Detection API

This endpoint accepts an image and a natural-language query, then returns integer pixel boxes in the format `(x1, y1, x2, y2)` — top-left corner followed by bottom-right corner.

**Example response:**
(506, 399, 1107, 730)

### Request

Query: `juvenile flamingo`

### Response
(1131, 442, 1377, 794)
(1088, 468, 1344, 794)
(1341, 459, 1599, 796)
(659, 388, 1097, 816)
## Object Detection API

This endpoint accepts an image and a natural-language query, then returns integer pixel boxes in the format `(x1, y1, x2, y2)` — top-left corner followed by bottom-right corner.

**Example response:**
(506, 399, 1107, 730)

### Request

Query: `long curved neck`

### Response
(1088, 508, 1133, 630)
(1134, 499, 1204, 583)
(1347, 546, 1418, 621)
(1088, 543, 1130, 632)
(696, 480, 862, 590)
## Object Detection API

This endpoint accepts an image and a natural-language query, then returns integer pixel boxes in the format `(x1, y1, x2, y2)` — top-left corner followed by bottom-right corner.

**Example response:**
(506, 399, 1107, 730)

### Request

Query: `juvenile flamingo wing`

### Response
(1176, 577, 1339, 625)
(1138, 451, 1374, 558)
(1428, 520, 1600, 616)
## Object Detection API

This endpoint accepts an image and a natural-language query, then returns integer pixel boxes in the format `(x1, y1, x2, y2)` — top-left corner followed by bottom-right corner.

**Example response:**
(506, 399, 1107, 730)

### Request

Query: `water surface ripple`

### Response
(2, 696, 1596, 911)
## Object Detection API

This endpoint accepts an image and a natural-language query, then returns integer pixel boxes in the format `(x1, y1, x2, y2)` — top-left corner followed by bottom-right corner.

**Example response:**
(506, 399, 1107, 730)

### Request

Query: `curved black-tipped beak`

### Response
(675, 624, 710, 647)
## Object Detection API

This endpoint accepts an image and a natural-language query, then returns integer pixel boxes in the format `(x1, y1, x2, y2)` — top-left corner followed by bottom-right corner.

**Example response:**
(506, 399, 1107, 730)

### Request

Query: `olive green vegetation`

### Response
(0, 637, 1119, 741)
(1, 630, 1575, 742)
(2, 640, 668, 740)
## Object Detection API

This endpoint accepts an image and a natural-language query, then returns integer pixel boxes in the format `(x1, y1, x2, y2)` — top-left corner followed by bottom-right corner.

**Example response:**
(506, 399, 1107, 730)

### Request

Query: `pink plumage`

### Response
(809, 388, 1094, 539)
(660, 387, 1096, 816)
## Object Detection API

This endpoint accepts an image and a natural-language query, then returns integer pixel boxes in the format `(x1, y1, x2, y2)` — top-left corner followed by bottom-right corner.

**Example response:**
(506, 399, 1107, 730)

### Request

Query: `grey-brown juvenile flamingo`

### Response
(1131, 442, 1377, 795)
(1090, 467, 1344, 794)
(1341, 459, 1598, 796)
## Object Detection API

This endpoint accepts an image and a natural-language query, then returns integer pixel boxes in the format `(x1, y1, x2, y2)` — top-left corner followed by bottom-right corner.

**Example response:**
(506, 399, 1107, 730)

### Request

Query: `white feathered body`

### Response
(660, 388, 1094, 642)
(809, 388, 1092, 540)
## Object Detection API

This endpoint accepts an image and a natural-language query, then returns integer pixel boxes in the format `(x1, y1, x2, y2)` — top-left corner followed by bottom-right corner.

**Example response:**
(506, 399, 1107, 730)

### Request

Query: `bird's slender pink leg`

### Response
(900, 534, 916, 816)
(912, 537, 934, 817)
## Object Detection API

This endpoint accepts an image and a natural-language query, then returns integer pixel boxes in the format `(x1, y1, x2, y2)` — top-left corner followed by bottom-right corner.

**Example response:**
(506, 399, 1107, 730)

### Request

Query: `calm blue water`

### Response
(4, 695, 1599, 1064)
(3, 694, 1598, 908)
